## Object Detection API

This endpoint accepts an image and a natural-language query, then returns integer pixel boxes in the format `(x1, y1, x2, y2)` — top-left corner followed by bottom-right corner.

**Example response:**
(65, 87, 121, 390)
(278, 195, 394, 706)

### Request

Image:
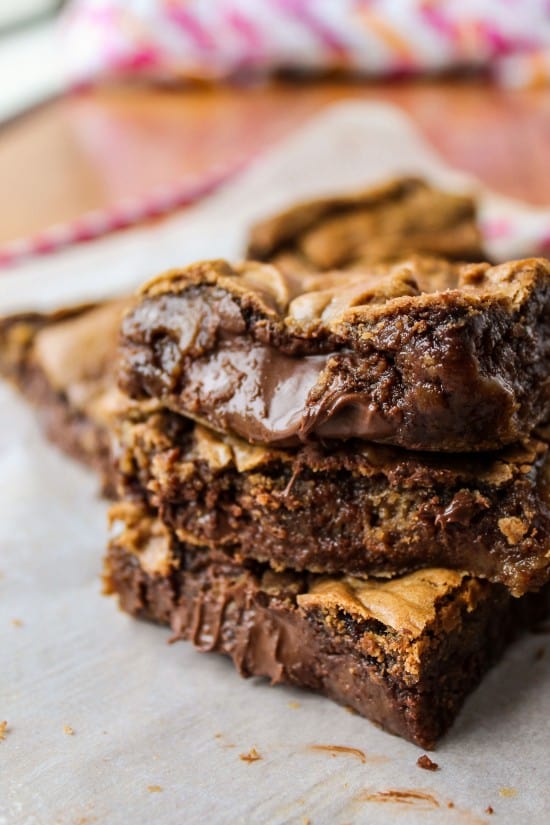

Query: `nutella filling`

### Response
(126, 290, 401, 446)
(183, 342, 399, 445)
(122, 251, 550, 450)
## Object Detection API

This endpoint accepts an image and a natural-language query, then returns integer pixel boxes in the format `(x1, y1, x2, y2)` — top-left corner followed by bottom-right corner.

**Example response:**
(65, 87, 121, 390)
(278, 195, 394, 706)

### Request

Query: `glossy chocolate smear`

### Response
(121, 290, 402, 445)
(182, 342, 404, 445)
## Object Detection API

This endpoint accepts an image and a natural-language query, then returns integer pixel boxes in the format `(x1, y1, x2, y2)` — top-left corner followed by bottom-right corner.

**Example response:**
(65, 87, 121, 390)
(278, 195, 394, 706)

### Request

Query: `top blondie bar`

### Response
(119, 252, 550, 452)
(247, 176, 486, 271)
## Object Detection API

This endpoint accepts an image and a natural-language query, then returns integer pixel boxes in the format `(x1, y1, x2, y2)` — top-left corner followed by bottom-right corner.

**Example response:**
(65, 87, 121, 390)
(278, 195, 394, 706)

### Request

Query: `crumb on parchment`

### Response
(0, 721, 8, 741)
(240, 747, 262, 763)
(147, 785, 163, 793)
(499, 787, 517, 798)
(63, 725, 75, 735)
(417, 754, 439, 771)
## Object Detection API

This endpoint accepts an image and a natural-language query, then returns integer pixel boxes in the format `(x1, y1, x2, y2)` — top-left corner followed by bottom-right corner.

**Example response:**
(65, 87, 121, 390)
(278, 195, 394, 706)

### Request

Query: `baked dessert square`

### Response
(118, 410, 550, 595)
(119, 255, 550, 453)
(0, 299, 127, 494)
(105, 501, 550, 748)
(247, 176, 486, 271)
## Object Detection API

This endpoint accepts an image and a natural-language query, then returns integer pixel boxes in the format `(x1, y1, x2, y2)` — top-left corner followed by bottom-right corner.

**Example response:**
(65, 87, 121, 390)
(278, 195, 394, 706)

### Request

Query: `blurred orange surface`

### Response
(0, 79, 549, 246)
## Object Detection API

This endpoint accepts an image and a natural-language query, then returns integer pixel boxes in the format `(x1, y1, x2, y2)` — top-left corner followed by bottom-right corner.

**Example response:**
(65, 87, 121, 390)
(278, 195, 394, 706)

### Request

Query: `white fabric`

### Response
(0, 21, 66, 124)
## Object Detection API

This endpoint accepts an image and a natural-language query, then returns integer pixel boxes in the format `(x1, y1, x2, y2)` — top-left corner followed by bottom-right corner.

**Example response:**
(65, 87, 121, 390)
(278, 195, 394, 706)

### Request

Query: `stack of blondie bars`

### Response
(2, 178, 549, 747)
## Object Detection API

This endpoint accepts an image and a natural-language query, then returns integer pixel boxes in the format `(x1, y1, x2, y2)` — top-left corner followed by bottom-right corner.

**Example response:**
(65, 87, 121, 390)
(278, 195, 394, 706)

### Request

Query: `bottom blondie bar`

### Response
(105, 502, 549, 748)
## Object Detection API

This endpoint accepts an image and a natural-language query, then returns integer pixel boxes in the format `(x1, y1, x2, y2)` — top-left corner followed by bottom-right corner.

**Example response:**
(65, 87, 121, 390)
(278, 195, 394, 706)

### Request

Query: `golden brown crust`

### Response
(298, 569, 468, 637)
(136, 256, 547, 332)
(108, 501, 177, 578)
(246, 177, 486, 268)
(182, 419, 546, 487)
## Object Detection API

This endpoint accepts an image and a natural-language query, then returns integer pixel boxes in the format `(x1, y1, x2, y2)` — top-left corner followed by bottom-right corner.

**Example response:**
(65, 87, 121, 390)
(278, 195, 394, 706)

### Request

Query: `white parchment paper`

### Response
(1, 102, 549, 825)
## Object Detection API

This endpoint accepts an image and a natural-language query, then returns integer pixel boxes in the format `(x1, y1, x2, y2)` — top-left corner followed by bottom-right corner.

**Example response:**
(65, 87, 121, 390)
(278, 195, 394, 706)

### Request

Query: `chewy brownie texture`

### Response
(105, 501, 550, 748)
(247, 177, 486, 270)
(0, 299, 128, 494)
(118, 410, 550, 595)
(119, 256, 550, 453)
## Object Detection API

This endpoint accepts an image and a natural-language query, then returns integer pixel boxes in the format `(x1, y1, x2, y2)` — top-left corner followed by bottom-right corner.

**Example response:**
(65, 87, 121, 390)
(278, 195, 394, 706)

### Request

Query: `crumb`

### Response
(214, 733, 223, 739)
(239, 747, 262, 764)
(344, 706, 358, 715)
(147, 785, 163, 793)
(486, 805, 494, 814)
(498, 516, 527, 544)
(499, 787, 517, 798)
(447, 801, 455, 809)
(535, 647, 545, 660)
(0, 721, 7, 741)
(11, 619, 22, 628)
(417, 754, 439, 771)
(288, 701, 301, 709)
(302, 818, 310, 825)
(63, 725, 75, 736)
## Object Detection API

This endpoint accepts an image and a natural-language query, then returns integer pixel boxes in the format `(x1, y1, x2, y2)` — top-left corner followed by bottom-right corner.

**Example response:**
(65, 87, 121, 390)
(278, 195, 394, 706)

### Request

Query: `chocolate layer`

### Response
(118, 410, 550, 596)
(105, 502, 550, 748)
(0, 300, 128, 495)
(119, 256, 550, 452)
(247, 177, 486, 269)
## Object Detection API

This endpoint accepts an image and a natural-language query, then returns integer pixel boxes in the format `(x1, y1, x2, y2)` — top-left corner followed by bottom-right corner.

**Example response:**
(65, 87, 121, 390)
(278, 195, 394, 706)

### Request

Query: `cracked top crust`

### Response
(298, 568, 468, 637)
(246, 176, 486, 270)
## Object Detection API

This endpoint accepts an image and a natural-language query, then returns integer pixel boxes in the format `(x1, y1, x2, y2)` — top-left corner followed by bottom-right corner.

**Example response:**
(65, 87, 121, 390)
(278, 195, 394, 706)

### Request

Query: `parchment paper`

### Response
(1, 102, 549, 825)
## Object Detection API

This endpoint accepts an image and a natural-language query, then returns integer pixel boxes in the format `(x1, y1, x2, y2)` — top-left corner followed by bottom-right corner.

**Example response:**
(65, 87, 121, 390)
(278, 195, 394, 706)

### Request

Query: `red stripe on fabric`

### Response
(0, 156, 253, 270)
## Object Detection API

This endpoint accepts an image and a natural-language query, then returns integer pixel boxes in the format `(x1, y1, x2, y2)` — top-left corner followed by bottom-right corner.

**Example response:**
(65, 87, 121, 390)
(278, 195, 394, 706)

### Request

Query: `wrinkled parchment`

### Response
(1, 102, 549, 825)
